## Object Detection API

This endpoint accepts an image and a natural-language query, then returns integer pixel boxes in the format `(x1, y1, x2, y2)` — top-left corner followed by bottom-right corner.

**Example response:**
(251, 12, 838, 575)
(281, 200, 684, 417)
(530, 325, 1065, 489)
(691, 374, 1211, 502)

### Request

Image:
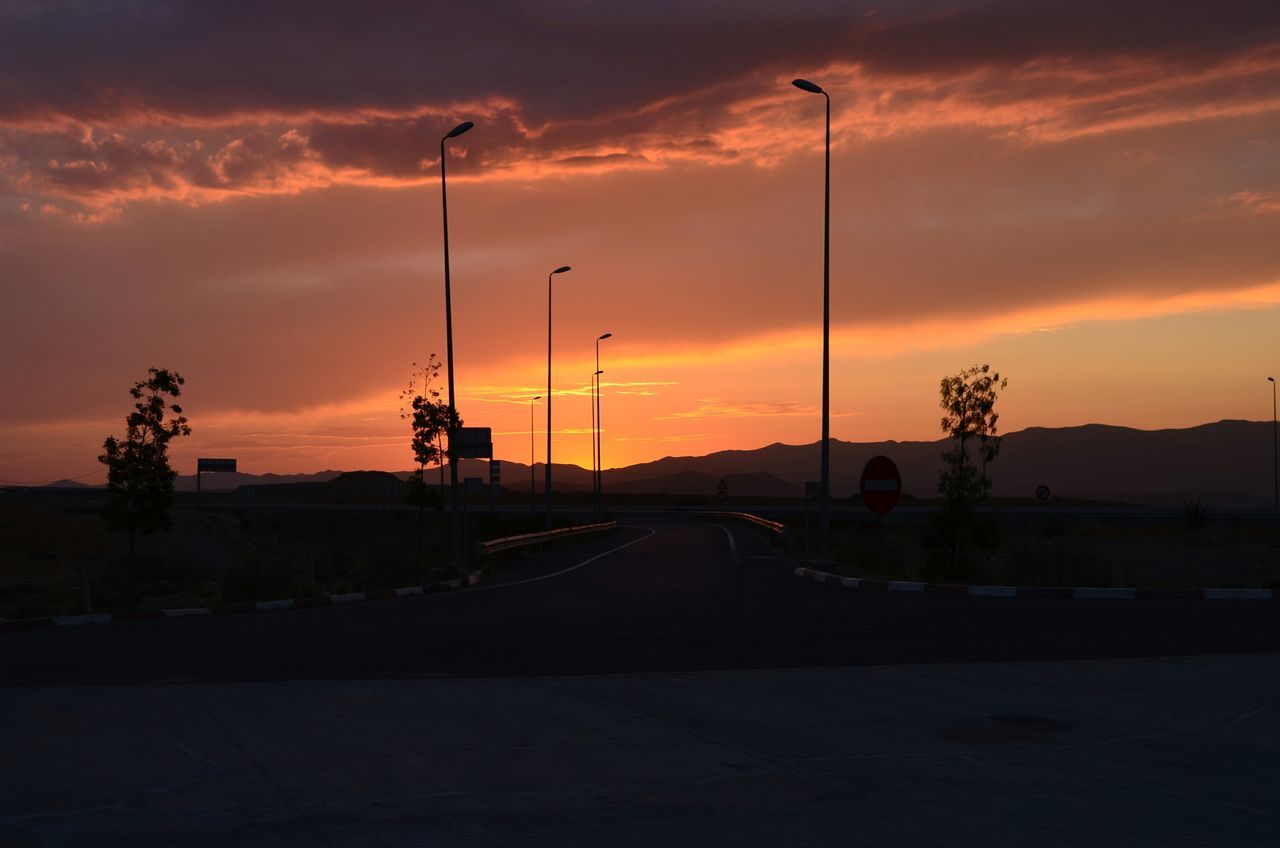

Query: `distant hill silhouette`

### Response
(235, 471, 404, 505)
(175, 470, 344, 492)
(45, 479, 98, 489)
(607, 470, 800, 498)
(138, 419, 1275, 507)
(519, 420, 1274, 506)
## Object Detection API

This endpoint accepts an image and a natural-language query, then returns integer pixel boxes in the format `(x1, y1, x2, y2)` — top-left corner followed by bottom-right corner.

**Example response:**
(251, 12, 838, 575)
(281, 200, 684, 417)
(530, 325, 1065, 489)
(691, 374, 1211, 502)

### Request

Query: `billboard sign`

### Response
(454, 427, 493, 459)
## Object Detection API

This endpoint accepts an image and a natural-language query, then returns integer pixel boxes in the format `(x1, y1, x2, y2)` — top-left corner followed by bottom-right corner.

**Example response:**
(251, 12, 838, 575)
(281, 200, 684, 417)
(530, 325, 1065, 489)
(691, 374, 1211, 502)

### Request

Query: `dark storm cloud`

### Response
(0, 0, 862, 124)
(846, 0, 1280, 74)
(3, 0, 1276, 125)
(1, 0, 1278, 208)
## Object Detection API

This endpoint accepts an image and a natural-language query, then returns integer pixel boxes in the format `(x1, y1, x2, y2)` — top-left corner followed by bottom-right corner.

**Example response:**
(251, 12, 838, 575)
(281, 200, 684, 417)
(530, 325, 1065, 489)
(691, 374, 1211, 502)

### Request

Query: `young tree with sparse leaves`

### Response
(398, 355, 462, 507)
(99, 368, 192, 572)
(934, 364, 1007, 571)
(938, 363, 1007, 506)
(399, 356, 462, 571)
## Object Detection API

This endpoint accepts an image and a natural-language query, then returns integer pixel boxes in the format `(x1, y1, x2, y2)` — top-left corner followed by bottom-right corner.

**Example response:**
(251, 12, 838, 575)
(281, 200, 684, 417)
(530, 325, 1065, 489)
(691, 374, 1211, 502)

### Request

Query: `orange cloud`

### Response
(6, 40, 1279, 216)
(1224, 190, 1280, 213)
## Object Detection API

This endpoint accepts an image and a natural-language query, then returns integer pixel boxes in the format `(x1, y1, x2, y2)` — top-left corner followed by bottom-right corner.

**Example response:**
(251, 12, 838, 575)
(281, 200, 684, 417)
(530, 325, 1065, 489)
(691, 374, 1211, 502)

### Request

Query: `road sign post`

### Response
(859, 456, 902, 515)
(451, 430, 492, 569)
(860, 456, 902, 571)
(196, 458, 237, 508)
(455, 428, 493, 459)
(463, 477, 485, 555)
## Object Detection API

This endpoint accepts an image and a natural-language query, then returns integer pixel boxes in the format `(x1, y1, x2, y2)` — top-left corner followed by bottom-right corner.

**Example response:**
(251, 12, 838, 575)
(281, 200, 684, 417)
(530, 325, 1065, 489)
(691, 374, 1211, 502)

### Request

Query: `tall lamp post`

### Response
(545, 265, 572, 528)
(530, 395, 541, 511)
(593, 369, 604, 514)
(590, 371, 597, 510)
(595, 333, 612, 515)
(440, 119, 474, 567)
(1270, 377, 1277, 509)
(792, 77, 831, 560)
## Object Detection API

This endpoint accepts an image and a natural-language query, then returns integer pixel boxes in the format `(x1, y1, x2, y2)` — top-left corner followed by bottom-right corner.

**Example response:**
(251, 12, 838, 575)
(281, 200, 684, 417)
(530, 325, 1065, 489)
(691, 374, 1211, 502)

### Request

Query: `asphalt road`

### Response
(3, 517, 1278, 686)
(6, 518, 1280, 846)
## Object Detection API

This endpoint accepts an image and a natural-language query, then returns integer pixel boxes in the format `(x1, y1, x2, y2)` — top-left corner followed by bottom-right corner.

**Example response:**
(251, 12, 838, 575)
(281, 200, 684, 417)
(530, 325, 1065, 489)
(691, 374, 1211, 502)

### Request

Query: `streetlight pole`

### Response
(593, 369, 604, 515)
(596, 333, 612, 516)
(793, 77, 831, 561)
(530, 395, 541, 512)
(590, 370, 597, 511)
(1270, 377, 1277, 509)
(546, 265, 572, 529)
(440, 119, 474, 569)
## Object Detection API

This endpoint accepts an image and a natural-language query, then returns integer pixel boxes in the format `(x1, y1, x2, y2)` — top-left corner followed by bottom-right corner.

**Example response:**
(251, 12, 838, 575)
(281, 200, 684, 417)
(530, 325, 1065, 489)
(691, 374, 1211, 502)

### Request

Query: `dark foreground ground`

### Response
(3, 517, 1278, 846)
(3, 518, 1279, 684)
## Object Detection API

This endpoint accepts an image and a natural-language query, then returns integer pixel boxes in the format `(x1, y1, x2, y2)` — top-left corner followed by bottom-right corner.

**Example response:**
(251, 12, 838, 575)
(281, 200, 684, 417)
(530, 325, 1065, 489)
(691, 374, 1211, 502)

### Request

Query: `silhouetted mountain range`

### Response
(174, 470, 344, 492)
(45, 479, 96, 489)
(151, 419, 1275, 505)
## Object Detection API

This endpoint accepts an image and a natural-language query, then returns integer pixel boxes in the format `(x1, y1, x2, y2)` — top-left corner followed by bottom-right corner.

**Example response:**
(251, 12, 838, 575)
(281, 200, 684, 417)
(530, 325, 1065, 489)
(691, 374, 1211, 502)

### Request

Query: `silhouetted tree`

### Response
(398, 355, 461, 507)
(939, 363, 1007, 503)
(399, 357, 462, 571)
(98, 368, 191, 599)
(934, 364, 1007, 572)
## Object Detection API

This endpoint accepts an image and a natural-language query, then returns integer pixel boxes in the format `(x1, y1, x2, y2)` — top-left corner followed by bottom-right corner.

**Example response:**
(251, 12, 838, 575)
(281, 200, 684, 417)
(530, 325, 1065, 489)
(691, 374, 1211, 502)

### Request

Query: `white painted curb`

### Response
(969, 585, 1017, 598)
(256, 599, 295, 612)
(1072, 587, 1137, 600)
(51, 613, 112, 626)
(162, 608, 211, 617)
(1204, 588, 1273, 600)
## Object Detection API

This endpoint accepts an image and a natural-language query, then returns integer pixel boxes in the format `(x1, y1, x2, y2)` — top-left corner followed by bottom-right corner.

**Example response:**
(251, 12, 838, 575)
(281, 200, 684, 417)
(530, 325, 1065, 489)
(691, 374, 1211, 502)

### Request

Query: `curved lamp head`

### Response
(598, 332, 612, 341)
(595, 370, 604, 376)
(533, 395, 542, 401)
(792, 78, 825, 95)
(445, 120, 474, 139)
(552, 265, 572, 275)
(1270, 377, 1276, 383)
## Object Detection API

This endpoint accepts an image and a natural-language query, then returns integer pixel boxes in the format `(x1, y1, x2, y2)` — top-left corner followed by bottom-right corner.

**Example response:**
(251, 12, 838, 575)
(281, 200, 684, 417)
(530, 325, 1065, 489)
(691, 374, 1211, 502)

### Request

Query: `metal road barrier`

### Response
(478, 521, 617, 556)
(672, 510, 786, 535)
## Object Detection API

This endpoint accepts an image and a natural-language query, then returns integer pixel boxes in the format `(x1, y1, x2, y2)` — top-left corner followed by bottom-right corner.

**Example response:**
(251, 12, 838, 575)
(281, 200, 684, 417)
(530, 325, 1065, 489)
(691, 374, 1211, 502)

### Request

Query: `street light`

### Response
(546, 265, 572, 528)
(592, 369, 605, 514)
(530, 395, 541, 511)
(596, 333, 612, 516)
(1270, 377, 1277, 509)
(792, 77, 831, 561)
(590, 371, 597, 510)
(440, 119, 473, 568)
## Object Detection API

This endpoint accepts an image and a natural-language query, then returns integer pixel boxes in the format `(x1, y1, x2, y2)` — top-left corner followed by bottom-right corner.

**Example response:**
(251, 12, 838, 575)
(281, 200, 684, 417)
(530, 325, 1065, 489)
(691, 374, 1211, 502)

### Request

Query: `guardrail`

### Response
(478, 521, 617, 556)
(674, 510, 786, 535)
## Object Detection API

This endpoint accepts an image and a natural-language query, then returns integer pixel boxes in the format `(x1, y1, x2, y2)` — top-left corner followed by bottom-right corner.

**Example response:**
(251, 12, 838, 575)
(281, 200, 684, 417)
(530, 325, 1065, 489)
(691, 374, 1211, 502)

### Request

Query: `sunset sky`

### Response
(2, 1, 1279, 483)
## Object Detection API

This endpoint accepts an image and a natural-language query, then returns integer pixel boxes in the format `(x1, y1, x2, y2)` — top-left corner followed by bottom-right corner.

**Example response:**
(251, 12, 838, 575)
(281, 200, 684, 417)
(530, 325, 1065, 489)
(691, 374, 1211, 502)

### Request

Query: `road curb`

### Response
(791, 566, 1277, 601)
(0, 572, 484, 632)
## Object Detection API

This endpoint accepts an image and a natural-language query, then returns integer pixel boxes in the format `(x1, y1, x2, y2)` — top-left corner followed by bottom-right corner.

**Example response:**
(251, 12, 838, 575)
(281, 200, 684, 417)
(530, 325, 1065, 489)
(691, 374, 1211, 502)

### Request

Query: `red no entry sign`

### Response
(859, 455, 902, 515)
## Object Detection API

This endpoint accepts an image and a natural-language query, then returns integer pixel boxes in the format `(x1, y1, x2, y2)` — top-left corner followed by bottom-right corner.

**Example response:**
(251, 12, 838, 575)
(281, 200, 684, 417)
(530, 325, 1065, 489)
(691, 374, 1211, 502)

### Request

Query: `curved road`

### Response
(4, 517, 1278, 686)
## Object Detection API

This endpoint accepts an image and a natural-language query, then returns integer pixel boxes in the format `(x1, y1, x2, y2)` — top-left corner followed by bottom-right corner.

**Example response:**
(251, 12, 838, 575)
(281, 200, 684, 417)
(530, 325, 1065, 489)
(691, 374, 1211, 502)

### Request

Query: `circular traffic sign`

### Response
(859, 455, 902, 515)
(1036, 484, 1051, 501)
